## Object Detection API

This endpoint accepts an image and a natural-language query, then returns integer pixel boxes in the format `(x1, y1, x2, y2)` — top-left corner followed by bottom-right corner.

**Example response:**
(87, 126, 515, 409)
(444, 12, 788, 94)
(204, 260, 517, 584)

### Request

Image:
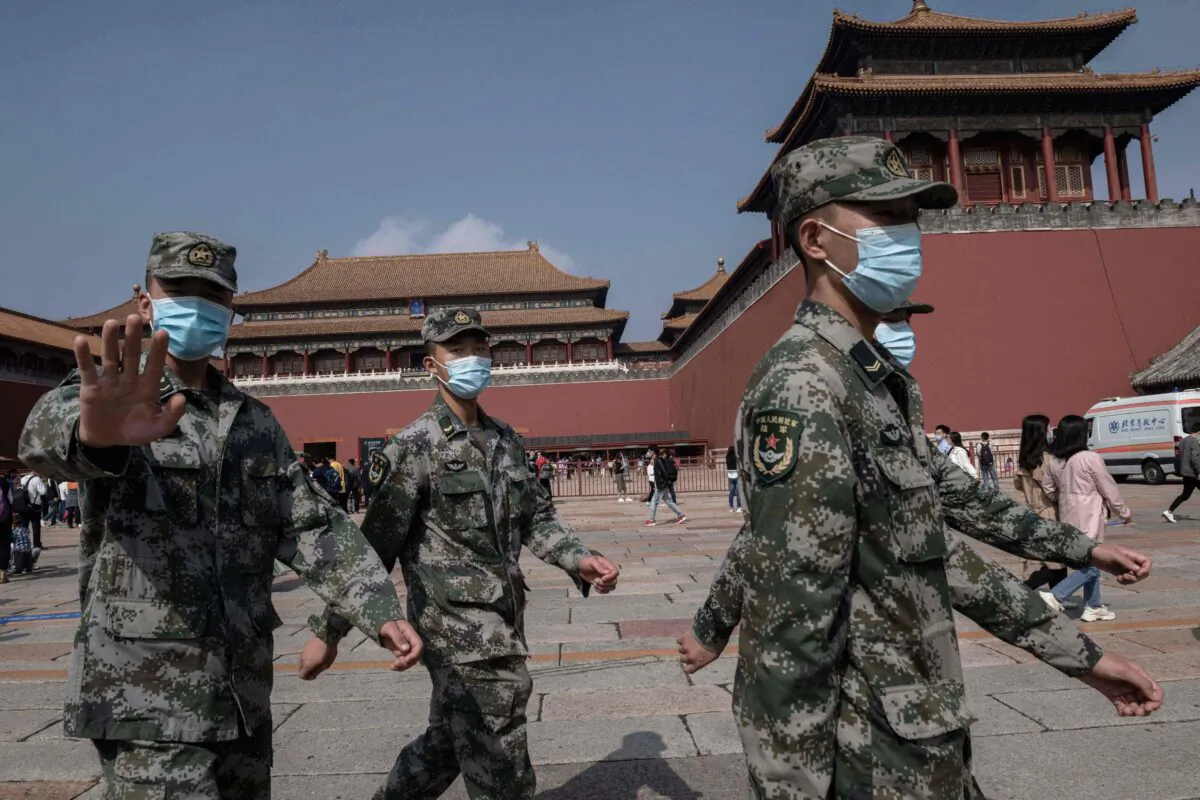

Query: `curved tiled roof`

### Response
(62, 298, 141, 330)
(662, 313, 699, 332)
(2, 307, 102, 353)
(835, 5, 1136, 34)
(616, 341, 671, 354)
(227, 307, 629, 341)
(673, 262, 730, 303)
(765, 5, 1137, 143)
(1131, 324, 1200, 392)
(236, 245, 608, 307)
(740, 68, 1200, 214)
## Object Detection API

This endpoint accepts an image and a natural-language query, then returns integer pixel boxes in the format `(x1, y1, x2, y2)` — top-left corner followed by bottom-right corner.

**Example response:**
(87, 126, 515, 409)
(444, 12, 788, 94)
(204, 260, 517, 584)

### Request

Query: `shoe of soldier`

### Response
(1038, 591, 1064, 612)
(675, 515, 688, 525)
(1082, 606, 1116, 622)
(643, 520, 656, 527)
(1163, 510, 1177, 523)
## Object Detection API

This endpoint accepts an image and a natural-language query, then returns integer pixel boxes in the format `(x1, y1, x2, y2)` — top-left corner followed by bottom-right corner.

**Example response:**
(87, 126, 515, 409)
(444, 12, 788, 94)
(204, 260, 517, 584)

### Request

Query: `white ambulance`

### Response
(1085, 390, 1200, 484)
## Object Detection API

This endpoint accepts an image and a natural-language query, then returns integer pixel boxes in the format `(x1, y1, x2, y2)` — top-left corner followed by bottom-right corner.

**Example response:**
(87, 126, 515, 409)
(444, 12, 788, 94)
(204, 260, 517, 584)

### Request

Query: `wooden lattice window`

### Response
(574, 341, 607, 362)
(1010, 146, 1024, 162)
(234, 357, 260, 377)
(1037, 165, 1087, 198)
(312, 352, 343, 374)
(274, 353, 304, 375)
(492, 346, 526, 366)
(912, 167, 935, 182)
(532, 342, 567, 364)
(1010, 167, 1027, 199)
(906, 147, 931, 166)
(963, 148, 1001, 169)
(355, 351, 386, 372)
(1036, 146, 1085, 164)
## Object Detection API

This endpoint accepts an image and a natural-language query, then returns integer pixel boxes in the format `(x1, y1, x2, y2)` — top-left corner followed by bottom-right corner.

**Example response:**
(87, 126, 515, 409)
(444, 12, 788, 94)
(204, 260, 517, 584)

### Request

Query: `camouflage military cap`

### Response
(146, 232, 238, 293)
(771, 136, 958, 226)
(421, 307, 489, 344)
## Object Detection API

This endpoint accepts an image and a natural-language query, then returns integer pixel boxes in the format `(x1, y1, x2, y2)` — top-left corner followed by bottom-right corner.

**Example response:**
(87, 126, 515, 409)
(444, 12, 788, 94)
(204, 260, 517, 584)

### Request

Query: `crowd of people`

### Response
(0, 470, 82, 582)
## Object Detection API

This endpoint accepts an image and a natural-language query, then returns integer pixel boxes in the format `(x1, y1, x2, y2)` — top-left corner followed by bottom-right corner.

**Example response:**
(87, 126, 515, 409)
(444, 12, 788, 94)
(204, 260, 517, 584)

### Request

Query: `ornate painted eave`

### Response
(227, 306, 630, 342)
(766, 5, 1138, 143)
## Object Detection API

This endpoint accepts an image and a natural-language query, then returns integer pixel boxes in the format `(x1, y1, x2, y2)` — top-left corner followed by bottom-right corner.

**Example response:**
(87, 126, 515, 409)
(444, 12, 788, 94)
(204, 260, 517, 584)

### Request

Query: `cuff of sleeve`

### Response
(692, 619, 730, 655)
(1071, 537, 1098, 569)
(308, 612, 350, 647)
(553, 540, 589, 573)
(70, 421, 131, 478)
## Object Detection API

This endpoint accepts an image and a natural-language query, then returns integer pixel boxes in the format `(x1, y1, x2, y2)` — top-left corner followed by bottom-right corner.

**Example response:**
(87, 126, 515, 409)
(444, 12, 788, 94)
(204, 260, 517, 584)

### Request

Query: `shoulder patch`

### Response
(751, 408, 804, 484)
(850, 340, 887, 384)
(367, 449, 392, 489)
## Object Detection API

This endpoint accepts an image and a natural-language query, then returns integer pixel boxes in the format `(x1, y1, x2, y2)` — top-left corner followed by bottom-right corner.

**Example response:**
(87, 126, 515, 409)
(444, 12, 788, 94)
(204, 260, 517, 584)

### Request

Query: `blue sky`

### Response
(3, 0, 1199, 340)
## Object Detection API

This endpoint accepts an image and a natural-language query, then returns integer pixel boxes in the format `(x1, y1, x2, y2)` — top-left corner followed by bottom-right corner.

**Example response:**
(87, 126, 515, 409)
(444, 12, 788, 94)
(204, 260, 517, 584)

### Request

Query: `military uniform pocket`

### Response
(437, 470, 490, 531)
(878, 680, 974, 740)
(145, 439, 202, 527)
(875, 448, 946, 563)
(241, 455, 285, 529)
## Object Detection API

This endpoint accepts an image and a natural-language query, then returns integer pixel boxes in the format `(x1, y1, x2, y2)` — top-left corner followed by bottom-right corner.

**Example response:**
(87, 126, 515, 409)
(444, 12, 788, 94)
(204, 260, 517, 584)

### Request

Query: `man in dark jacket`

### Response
(644, 445, 687, 527)
(1164, 421, 1200, 523)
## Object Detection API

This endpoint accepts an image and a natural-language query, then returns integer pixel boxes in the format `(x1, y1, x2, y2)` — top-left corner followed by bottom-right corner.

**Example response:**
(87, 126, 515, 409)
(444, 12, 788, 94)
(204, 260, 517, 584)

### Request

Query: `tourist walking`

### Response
(1163, 421, 1200, 522)
(948, 431, 978, 479)
(1013, 414, 1068, 590)
(63, 481, 80, 528)
(644, 445, 686, 526)
(0, 472, 12, 583)
(726, 447, 741, 512)
(613, 454, 632, 502)
(1040, 415, 1132, 622)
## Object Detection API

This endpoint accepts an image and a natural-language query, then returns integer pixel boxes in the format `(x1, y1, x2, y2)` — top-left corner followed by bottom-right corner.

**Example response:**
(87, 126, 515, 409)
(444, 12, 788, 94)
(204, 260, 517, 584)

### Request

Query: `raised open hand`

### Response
(73, 315, 186, 448)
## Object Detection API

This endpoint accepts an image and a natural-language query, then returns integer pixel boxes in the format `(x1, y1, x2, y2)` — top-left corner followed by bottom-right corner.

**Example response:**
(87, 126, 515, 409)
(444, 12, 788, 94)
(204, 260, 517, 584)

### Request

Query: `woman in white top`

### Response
(947, 432, 978, 480)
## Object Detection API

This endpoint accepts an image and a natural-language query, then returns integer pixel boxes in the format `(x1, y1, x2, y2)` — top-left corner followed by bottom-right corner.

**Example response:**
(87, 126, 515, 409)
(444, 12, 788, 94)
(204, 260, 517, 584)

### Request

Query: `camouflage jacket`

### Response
(312, 395, 594, 668)
(713, 301, 1102, 798)
(18, 363, 403, 742)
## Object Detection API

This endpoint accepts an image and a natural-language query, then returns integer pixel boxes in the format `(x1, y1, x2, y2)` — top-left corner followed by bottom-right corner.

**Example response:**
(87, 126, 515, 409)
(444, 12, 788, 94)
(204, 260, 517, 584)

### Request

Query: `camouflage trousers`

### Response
(376, 655, 534, 800)
(93, 727, 271, 799)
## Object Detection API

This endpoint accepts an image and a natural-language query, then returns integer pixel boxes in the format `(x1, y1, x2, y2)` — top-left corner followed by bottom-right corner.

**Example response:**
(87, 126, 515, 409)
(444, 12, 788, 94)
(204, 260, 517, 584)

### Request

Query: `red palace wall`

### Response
(671, 226, 1200, 447)
(0, 381, 51, 461)
(265, 378, 670, 462)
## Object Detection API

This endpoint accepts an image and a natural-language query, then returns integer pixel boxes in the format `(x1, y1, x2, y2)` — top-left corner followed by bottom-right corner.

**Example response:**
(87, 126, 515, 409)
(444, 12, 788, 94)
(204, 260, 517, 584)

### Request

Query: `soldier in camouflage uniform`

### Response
(673, 138, 1163, 798)
(299, 307, 621, 800)
(19, 232, 422, 799)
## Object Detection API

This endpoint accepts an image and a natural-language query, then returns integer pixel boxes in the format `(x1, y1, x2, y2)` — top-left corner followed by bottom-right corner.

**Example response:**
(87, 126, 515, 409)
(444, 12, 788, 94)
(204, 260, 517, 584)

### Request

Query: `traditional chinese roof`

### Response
(767, 4, 1138, 143)
(616, 341, 671, 354)
(62, 297, 141, 331)
(1131, 324, 1200, 393)
(227, 307, 629, 341)
(235, 244, 609, 308)
(673, 258, 730, 303)
(662, 314, 699, 332)
(1, 307, 101, 354)
(740, 66, 1200, 214)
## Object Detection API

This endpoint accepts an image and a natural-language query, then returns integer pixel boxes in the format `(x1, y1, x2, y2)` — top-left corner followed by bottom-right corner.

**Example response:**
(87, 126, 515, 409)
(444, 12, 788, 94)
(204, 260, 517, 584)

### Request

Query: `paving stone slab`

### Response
(572, 603, 696, 624)
(272, 726, 425, 776)
(525, 622, 618, 644)
(540, 685, 730, 721)
(0, 741, 99, 782)
(530, 716, 697, 766)
(993, 677, 1200, 730)
(271, 672, 433, 705)
(0, 712, 61, 743)
(962, 663, 1081, 697)
(972, 720, 1200, 800)
(0, 781, 96, 799)
(529, 660, 688, 694)
(0, 683, 67, 710)
(684, 711, 743, 756)
(278, 698, 431, 732)
(966, 695, 1044, 737)
(684, 656, 739, 688)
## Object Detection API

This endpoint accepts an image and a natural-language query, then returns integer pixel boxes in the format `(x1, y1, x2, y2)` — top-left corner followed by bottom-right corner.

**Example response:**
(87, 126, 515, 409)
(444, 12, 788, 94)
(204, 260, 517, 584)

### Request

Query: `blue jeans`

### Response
(980, 464, 999, 490)
(728, 477, 739, 509)
(1051, 565, 1102, 607)
(648, 488, 683, 521)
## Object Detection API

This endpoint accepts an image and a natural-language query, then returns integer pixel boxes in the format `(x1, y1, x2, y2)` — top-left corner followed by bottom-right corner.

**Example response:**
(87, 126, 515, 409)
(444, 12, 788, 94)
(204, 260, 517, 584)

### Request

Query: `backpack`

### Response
(660, 457, 679, 484)
(10, 482, 31, 518)
(978, 442, 994, 467)
(322, 468, 343, 495)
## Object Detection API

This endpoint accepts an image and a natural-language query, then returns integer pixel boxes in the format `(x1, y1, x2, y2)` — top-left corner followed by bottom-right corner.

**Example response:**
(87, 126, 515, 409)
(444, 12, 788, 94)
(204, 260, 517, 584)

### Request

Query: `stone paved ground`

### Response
(2, 483, 1200, 799)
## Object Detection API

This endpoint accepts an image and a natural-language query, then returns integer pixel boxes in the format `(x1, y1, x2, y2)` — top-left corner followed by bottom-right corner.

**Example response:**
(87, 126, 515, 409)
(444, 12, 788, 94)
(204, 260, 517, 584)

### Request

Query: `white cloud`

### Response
(351, 213, 577, 272)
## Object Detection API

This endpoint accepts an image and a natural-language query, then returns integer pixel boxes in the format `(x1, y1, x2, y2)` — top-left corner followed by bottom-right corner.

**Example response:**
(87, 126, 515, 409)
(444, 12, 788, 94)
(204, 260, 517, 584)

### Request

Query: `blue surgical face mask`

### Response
(821, 221, 923, 313)
(150, 296, 232, 362)
(937, 437, 952, 455)
(433, 355, 492, 399)
(875, 320, 915, 368)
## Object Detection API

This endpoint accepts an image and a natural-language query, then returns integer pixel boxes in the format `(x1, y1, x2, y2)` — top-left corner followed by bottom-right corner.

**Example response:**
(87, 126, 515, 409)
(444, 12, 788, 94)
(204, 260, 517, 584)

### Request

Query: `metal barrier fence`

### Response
(543, 460, 730, 499)
(540, 448, 1020, 499)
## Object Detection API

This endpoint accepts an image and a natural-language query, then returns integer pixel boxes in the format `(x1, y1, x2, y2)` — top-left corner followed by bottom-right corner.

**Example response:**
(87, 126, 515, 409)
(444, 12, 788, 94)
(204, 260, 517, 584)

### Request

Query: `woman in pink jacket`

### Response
(1039, 415, 1132, 622)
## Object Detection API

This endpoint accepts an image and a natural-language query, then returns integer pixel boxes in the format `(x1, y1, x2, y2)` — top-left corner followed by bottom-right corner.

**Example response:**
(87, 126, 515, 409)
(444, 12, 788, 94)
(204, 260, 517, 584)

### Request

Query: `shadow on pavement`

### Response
(537, 732, 703, 800)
